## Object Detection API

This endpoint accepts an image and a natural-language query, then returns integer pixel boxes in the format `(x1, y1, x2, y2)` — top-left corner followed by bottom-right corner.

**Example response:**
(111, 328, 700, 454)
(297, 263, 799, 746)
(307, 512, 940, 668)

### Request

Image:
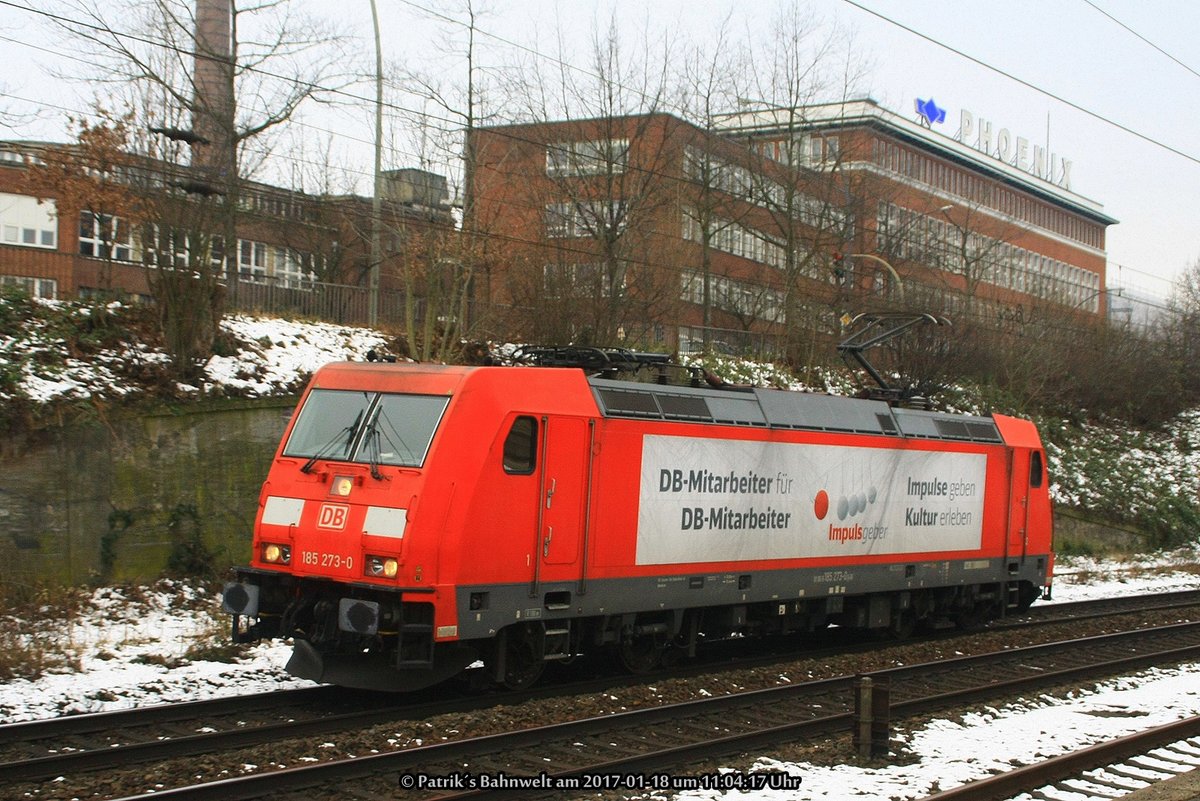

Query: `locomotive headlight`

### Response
(366, 556, 399, 578)
(262, 543, 291, 564)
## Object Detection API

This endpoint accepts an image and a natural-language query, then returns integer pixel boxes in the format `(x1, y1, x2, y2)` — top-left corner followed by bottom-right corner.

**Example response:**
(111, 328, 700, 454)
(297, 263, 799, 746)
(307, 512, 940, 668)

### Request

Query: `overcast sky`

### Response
(1, 0, 1196, 299)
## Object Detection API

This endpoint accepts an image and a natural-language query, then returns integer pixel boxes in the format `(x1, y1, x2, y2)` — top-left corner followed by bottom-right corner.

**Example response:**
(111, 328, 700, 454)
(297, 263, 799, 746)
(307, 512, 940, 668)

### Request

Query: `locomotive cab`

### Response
(221, 362, 601, 691)
(223, 364, 474, 690)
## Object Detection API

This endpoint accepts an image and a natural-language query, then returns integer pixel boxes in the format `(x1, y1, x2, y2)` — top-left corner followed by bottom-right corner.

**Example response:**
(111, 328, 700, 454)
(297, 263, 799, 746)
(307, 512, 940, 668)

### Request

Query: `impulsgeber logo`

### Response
(813, 486, 887, 543)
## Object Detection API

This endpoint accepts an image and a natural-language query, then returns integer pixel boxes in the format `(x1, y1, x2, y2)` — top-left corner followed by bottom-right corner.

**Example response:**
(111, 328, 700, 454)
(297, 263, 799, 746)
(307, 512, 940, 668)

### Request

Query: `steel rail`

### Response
(1004, 588, 1200, 626)
(919, 715, 1200, 801)
(0, 685, 332, 745)
(96, 620, 1200, 801)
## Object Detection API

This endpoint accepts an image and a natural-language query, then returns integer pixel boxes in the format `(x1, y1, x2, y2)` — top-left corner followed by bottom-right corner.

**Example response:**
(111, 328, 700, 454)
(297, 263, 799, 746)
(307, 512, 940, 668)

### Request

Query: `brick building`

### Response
(470, 98, 1117, 354)
(0, 140, 453, 324)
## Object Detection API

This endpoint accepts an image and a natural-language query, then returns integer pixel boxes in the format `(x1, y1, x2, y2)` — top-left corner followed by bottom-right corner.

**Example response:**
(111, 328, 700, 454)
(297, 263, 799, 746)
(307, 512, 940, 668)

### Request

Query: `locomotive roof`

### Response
(309, 362, 1005, 445)
(588, 376, 1004, 444)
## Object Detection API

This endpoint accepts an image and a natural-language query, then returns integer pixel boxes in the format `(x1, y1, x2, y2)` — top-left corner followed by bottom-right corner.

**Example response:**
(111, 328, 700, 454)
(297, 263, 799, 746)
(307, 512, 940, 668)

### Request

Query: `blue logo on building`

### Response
(915, 97, 947, 126)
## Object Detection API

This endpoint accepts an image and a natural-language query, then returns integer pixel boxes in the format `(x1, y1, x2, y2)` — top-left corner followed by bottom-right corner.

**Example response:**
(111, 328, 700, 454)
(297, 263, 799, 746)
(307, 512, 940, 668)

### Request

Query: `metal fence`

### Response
(677, 325, 784, 359)
(224, 277, 417, 327)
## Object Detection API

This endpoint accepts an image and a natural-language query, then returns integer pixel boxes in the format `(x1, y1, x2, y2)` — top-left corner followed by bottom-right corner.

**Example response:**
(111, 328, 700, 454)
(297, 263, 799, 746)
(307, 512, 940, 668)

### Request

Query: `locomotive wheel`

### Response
(499, 626, 545, 690)
(618, 633, 665, 674)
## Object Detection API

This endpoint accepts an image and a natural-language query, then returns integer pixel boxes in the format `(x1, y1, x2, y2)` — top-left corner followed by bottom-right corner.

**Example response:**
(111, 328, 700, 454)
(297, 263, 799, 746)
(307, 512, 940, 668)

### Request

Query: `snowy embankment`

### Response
(0, 580, 311, 722)
(7, 309, 390, 403)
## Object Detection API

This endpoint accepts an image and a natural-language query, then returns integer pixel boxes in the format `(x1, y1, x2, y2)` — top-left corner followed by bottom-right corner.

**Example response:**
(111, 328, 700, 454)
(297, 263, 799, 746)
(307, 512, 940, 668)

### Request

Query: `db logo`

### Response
(317, 503, 349, 530)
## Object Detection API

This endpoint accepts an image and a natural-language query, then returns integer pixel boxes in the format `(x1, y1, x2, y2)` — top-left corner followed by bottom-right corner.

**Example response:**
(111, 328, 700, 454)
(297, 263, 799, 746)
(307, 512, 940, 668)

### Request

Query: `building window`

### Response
(234, 238, 317, 288)
(681, 270, 783, 324)
(0, 274, 57, 299)
(140, 225, 191, 268)
(543, 262, 625, 297)
(545, 201, 624, 239)
(210, 236, 225, 268)
(272, 247, 316, 289)
(546, 139, 629, 176)
(239, 239, 269, 283)
(754, 135, 839, 169)
(0, 192, 57, 250)
(79, 212, 133, 261)
(683, 208, 788, 271)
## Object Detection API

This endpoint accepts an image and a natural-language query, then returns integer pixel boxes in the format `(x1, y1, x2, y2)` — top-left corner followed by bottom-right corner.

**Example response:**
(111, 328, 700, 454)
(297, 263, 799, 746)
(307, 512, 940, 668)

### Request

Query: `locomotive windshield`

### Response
(284, 389, 449, 468)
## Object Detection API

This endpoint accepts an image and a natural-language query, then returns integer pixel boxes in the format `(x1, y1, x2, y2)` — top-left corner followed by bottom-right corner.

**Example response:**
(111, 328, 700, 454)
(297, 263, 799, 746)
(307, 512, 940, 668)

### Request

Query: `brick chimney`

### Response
(192, 0, 234, 178)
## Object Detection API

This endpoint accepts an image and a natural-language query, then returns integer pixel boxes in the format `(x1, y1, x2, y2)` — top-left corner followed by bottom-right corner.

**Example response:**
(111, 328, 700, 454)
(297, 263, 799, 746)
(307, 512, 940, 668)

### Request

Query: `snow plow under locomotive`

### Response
(222, 345, 1053, 691)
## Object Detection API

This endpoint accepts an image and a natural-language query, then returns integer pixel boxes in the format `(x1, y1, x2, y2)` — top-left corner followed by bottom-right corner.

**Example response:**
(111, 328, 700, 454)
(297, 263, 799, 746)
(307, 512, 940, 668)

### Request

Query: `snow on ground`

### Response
(198, 315, 389, 396)
(4, 303, 391, 404)
(1048, 547, 1200, 602)
(678, 668, 1200, 800)
(2, 550, 1200, 801)
(0, 581, 314, 723)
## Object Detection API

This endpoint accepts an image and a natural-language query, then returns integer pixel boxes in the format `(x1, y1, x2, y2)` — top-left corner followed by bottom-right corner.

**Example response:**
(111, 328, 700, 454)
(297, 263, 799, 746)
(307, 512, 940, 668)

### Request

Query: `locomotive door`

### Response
(1006, 447, 1030, 562)
(531, 416, 591, 592)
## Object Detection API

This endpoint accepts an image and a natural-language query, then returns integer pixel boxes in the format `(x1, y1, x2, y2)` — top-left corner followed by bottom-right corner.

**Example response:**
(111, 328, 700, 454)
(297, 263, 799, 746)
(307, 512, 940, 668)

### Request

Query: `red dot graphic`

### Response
(814, 490, 829, 520)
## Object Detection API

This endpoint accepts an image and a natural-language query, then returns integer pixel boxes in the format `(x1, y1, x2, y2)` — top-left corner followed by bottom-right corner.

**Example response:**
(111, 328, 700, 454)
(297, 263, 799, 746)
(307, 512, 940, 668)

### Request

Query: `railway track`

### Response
(5, 587, 1199, 790)
(0, 684, 413, 783)
(10, 610, 1200, 801)
(1008, 587, 1200, 626)
(921, 717, 1200, 801)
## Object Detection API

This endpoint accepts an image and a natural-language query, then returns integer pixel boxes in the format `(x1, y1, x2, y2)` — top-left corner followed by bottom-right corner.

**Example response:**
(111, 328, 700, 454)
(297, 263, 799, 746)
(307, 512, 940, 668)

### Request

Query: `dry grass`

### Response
(0, 585, 88, 681)
(1056, 549, 1200, 586)
(0, 578, 250, 682)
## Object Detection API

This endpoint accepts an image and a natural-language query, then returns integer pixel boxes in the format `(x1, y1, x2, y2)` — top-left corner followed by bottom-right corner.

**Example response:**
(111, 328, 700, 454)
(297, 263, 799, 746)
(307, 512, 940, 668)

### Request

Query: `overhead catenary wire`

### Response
(0, 0, 1187, 315)
(838, 0, 1200, 170)
(1080, 0, 1200, 83)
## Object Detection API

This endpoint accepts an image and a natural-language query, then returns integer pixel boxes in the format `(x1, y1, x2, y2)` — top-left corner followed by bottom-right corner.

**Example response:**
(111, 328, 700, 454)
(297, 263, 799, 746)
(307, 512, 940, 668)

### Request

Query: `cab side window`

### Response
(502, 416, 538, 474)
(1030, 451, 1044, 489)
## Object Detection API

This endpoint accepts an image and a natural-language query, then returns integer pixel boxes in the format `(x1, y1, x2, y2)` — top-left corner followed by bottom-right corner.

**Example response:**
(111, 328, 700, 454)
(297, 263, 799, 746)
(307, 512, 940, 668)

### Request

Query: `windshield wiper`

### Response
(300, 409, 364, 474)
(361, 410, 385, 481)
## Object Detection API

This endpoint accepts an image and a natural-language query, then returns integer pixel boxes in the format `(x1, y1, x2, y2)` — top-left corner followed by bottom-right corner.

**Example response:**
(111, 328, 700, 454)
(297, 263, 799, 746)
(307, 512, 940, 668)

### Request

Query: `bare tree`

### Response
(385, 0, 506, 357)
(1164, 257, 1200, 402)
(42, 0, 350, 376)
(730, 3, 868, 370)
(0, 91, 40, 134)
(389, 220, 485, 361)
(495, 17, 682, 346)
(22, 112, 147, 294)
(885, 185, 1019, 318)
(673, 21, 780, 353)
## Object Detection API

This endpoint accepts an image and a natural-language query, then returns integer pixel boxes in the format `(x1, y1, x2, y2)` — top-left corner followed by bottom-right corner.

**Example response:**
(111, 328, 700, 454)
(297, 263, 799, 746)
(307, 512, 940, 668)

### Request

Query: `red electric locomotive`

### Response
(223, 345, 1053, 691)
